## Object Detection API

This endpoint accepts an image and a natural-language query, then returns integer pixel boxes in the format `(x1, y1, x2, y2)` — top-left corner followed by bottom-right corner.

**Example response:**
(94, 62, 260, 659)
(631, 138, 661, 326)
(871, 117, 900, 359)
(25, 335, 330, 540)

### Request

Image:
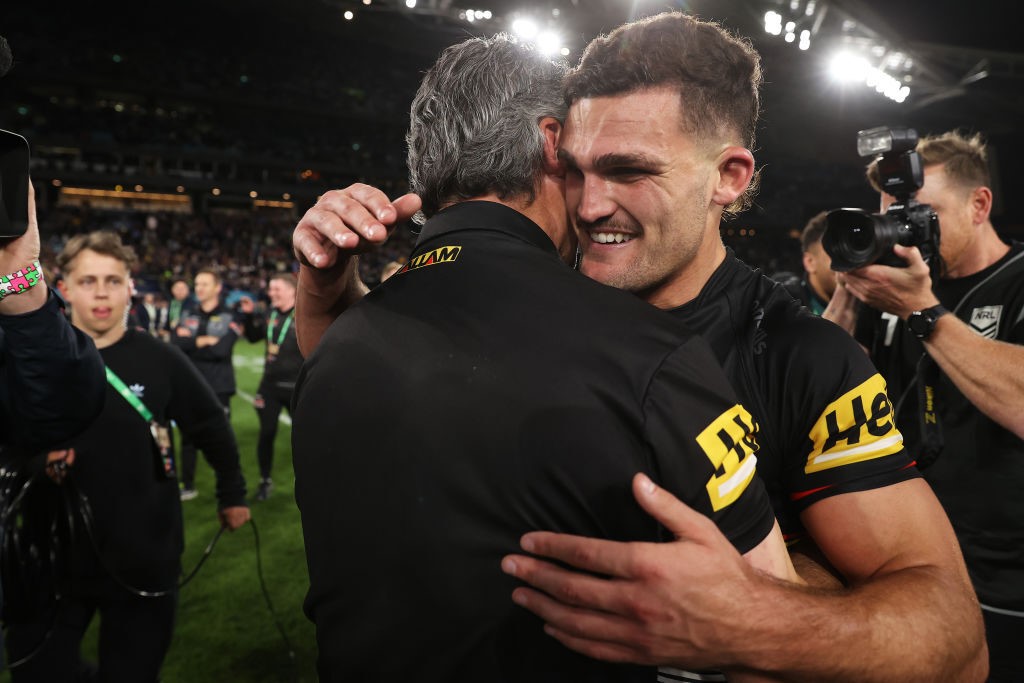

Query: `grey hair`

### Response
(406, 34, 569, 222)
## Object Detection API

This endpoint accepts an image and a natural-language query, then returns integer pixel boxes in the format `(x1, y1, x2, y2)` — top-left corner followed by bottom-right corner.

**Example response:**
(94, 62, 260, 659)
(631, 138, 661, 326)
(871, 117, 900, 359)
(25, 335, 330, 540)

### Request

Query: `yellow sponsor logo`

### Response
(398, 245, 461, 274)
(696, 404, 760, 512)
(805, 373, 904, 474)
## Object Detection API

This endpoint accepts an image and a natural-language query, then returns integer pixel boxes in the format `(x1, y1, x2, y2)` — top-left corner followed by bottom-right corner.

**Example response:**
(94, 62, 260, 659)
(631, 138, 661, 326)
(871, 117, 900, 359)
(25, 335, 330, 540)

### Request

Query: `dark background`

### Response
(2, 0, 1021, 277)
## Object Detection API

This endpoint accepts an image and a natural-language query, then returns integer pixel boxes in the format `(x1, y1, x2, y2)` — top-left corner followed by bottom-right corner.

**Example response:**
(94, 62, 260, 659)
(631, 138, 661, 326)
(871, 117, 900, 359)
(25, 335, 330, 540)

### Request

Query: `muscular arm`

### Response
(843, 244, 1024, 438)
(769, 479, 986, 681)
(291, 184, 421, 356)
(922, 313, 1024, 438)
(503, 478, 986, 682)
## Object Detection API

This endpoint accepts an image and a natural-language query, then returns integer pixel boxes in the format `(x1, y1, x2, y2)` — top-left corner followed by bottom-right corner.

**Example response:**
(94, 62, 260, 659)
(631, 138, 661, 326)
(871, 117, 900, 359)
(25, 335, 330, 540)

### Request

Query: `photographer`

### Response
(828, 130, 1024, 681)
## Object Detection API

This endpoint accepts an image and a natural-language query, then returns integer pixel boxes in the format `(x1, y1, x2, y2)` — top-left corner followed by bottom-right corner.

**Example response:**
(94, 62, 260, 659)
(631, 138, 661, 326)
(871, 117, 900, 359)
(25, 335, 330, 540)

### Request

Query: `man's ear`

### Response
(802, 251, 815, 275)
(969, 185, 993, 226)
(711, 146, 755, 207)
(540, 117, 563, 175)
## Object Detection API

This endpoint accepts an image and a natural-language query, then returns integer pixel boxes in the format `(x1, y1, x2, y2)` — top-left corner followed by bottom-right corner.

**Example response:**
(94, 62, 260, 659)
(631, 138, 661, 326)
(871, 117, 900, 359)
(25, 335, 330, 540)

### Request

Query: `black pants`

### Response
(5, 590, 178, 683)
(179, 393, 232, 489)
(254, 383, 293, 480)
(984, 607, 1024, 682)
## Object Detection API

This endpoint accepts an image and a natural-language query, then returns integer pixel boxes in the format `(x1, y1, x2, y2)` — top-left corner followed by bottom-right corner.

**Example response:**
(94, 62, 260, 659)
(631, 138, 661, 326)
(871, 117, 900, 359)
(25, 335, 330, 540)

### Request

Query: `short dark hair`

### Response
(195, 268, 221, 285)
(800, 211, 829, 252)
(57, 230, 138, 273)
(566, 13, 762, 151)
(269, 272, 297, 289)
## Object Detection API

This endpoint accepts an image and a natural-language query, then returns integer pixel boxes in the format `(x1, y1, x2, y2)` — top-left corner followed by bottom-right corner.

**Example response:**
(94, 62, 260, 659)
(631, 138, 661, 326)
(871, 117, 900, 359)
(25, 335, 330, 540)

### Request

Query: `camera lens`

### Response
(847, 225, 874, 252)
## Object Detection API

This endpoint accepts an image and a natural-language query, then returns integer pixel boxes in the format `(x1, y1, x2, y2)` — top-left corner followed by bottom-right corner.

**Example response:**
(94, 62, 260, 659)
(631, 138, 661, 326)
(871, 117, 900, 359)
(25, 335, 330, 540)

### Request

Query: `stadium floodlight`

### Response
(764, 11, 782, 35)
(405, 0, 416, 8)
(512, 18, 539, 40)
(537, 31, 562, 56)
(830, 52, 912, 103)
(344, 10, 354, 20)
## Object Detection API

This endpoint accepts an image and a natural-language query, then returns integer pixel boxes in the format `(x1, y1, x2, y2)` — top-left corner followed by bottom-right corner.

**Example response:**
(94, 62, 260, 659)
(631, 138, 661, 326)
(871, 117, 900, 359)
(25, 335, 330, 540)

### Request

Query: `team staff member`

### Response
(291, 35, 794, 683)
(4, 231, 249, 682)
(830, 130, 1024, 681)
(239, 273, 300, 501)
(172, 268, 242, 500)
(779, 211, 837, 315)
(292, 13, 985, 681)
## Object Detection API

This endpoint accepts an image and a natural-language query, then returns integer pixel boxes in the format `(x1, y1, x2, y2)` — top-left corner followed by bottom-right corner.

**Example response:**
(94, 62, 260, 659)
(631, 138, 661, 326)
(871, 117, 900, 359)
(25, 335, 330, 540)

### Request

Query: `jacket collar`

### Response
(415, 201, 559, 257)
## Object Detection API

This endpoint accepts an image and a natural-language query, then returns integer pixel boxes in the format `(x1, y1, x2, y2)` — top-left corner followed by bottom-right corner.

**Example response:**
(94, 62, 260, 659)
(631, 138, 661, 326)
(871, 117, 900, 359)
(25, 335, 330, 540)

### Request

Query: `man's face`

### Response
(560, 86, 721, 308)
(881, 164, 974, 275)
(171, 281, 189, 301)
(60, 249, 132, 338)
(267, 278, 295, 310)
(194, 273, 220, 305)
(804, 241, 837, 298)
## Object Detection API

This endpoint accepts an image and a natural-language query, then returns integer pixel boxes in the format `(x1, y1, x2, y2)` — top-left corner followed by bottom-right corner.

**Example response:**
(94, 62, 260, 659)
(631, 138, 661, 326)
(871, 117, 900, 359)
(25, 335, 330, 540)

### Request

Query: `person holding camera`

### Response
(827, 129, 1024, 681)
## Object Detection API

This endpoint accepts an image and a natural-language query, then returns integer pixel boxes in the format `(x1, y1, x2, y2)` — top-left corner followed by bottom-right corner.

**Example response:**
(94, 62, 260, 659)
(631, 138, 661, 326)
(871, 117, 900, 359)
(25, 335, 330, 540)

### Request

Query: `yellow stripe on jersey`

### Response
(696, 404, 760, 512)
(805, 373, 904, 474)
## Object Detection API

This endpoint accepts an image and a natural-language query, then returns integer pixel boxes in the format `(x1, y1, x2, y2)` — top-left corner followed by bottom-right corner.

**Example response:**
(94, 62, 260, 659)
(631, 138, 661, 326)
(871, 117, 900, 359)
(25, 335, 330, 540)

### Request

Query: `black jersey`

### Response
(856, 241, 1024, 610)
(172, 303, 241, 395)
(672, 250, 918, 542)
(21, 330, 246, 595)
(292, 202, 774, 682)
(243, 305, 301, 394)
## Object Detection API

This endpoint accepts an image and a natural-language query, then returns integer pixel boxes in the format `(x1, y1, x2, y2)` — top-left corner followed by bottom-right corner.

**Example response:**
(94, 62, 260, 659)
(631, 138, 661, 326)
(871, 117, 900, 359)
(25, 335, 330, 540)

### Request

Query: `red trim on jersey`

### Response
(789, 484, 834, 501)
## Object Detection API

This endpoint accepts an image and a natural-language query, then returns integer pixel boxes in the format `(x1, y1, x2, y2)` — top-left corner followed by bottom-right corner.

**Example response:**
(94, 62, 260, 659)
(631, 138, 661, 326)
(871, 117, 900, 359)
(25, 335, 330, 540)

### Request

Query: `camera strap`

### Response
(104, 367, 176, 478)
(913, 354, 944, 469)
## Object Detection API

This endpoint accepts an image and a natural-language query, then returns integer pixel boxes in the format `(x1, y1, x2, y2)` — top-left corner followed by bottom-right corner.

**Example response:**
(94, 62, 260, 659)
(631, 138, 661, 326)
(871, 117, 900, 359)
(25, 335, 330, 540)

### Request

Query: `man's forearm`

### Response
(0, 280, 47, 315)
(731, 565, 986, 682)
(925, 314, 1024, 438)
(296, 258, 368, 356)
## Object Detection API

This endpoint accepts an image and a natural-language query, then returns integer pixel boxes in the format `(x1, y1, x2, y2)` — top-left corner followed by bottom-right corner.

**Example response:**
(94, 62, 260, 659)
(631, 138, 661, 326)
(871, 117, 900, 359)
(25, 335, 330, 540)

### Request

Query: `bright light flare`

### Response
(536, 31, 562, 55)
(512, 18, 538, 40)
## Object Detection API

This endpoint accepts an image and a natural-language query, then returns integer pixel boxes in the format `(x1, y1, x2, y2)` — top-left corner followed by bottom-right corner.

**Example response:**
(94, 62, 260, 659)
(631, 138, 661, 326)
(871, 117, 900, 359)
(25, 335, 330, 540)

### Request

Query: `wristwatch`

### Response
(906, 304, 950, 341)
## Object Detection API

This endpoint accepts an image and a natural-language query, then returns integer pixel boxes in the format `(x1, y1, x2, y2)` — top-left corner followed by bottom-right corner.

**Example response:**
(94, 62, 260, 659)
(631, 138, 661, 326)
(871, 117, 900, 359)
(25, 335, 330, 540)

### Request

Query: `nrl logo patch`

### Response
(969, 305, 1002, 339)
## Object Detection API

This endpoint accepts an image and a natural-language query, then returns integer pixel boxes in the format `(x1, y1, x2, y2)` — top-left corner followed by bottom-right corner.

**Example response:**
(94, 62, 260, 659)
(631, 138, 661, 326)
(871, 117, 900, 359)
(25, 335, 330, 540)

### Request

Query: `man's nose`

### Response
(575, 175, 617, 225)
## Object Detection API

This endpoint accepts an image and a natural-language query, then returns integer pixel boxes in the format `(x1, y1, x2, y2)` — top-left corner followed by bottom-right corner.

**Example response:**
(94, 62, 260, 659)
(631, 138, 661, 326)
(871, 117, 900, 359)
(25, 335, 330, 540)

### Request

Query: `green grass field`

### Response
(3, 339, 319, 682)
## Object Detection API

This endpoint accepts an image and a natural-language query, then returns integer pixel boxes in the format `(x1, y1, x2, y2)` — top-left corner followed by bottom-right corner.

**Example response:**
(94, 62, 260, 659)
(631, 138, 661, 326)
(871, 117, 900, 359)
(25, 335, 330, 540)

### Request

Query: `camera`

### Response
(823, 126, 940, 272)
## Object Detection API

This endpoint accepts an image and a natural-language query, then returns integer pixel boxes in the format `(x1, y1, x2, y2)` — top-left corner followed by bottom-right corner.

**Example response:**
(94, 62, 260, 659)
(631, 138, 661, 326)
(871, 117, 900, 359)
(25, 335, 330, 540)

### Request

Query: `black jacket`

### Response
(0, 290, 105, 455)
(292, 202, 773, 682)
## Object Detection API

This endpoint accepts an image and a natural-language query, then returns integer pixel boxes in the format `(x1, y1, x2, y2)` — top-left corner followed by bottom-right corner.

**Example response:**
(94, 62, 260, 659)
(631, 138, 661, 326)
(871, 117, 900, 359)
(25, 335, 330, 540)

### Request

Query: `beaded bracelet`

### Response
(0, 260, 45, 300)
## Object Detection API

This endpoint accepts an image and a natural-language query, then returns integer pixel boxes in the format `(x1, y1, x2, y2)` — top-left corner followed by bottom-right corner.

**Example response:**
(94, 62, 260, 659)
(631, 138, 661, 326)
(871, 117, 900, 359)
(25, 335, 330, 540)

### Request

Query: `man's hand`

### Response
(175, 326, 193, 338)
(292, 183, 421, 355)
(45, 448, 75, 484)
(500, 473, 774, 670)
(0, 180, 47, 315)
(292, 183, 421, 270)
(238, 296, 255, 314)
(842, 245, 939, 318)
(218, 505, 251, 531)
(195, 335, 218, 348)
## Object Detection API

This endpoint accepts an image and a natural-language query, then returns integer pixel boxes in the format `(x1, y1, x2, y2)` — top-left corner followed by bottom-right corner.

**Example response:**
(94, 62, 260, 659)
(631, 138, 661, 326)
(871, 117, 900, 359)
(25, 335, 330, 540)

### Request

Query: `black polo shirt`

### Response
(292, 201, 774, 682)
(856, 242, 1024, 610)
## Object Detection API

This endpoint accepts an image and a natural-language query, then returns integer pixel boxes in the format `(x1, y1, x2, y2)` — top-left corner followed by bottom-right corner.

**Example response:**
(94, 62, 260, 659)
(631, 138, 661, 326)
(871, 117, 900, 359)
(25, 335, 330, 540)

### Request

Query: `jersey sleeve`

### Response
(768, 315, 919, 512)
(642, 334, 775, 554)
(162, 343, 247, 507)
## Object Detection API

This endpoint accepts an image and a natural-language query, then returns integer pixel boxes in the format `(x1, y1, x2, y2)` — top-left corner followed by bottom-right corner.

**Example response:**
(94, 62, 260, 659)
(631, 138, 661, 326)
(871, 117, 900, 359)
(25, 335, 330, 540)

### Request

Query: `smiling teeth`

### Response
(591, 232, 634, 244)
